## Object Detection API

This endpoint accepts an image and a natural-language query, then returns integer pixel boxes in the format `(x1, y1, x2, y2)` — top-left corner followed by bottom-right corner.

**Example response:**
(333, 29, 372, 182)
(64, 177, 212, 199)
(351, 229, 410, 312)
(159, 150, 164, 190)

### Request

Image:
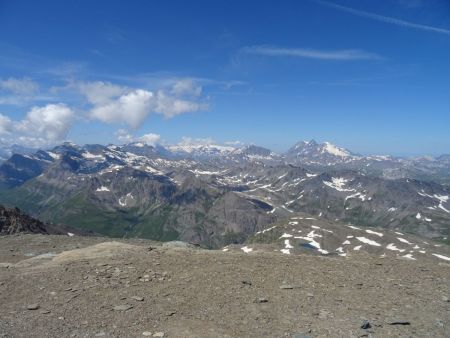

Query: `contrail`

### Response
(315, 0, 450, 36)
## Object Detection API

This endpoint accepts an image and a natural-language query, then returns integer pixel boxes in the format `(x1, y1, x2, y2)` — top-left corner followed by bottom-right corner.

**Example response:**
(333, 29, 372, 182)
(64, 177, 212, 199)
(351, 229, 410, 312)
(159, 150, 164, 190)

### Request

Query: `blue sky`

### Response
(0, 0, 449, 155)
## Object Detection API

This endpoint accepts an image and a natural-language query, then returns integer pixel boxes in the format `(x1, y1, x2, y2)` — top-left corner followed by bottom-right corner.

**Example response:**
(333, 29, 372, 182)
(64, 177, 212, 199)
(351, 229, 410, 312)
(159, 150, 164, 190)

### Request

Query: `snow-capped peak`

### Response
(322, 142, 351, 157)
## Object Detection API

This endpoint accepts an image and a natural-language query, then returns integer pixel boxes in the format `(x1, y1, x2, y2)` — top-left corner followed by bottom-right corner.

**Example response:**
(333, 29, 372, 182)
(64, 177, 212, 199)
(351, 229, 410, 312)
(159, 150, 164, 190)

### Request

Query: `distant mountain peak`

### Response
(321, 141, 352, 157)
(287, 140, 358, 165)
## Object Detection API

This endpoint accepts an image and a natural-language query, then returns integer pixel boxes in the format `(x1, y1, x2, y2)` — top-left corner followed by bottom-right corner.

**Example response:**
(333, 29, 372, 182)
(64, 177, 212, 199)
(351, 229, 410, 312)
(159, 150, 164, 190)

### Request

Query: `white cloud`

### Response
(224, 140, 243, 146)
(0, 104, 74, 148)
(139, 133, 161, 145)
(171, 79, 202, 96)
(78, 81, 127, 105)
(115, 128, 134, 143)
(91, 89, 153, 129)
(154, 90, 206, 118)
(0, 77, 39, 95)
(115, 129, 161, 146)
(16, 104, 74, 146)
(316, 0, 450, 36)
(0, 77, 208, 148)
(84, 81, 207, 128)
(0, 114, 13, 135)
(242, 45, 382, 60)
(179, 136, 215, 146)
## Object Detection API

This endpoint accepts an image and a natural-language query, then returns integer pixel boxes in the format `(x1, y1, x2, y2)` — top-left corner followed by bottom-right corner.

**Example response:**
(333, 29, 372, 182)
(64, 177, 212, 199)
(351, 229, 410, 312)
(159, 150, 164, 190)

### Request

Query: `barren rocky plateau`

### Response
(0, 234, 449, 338)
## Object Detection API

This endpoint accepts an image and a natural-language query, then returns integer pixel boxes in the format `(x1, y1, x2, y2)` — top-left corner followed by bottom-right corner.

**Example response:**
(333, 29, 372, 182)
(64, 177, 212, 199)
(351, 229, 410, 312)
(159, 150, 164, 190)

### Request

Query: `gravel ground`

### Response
(0, 234, 449, 337)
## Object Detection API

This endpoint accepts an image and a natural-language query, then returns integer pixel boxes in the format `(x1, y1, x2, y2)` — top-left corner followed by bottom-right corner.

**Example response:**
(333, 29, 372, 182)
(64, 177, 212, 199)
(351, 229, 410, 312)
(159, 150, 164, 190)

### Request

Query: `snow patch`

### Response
(284, 240, 293, 249)
(397, 237, 412, 245)
(401, 254, 416, 260)
(323, 142, 351, 157)
(255, 226, 277, 235)
(241, 246, 253, 253)
(323, 177, 355, 192)
(386, 243, 405, 252)
(365, 229, 383, 237)
(356, 237, 381, 246)
(432, 254, 450, 261)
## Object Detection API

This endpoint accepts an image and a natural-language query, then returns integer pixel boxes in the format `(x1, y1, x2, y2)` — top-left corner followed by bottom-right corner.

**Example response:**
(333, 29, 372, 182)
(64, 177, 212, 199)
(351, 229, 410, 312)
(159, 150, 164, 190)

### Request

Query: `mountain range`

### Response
(0, 140, 449, 248)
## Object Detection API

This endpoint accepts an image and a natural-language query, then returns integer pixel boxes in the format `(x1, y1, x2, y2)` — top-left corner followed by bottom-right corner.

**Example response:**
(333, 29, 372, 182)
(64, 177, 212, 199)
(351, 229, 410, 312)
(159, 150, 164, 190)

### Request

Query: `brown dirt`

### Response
(0, 234, 449, 337)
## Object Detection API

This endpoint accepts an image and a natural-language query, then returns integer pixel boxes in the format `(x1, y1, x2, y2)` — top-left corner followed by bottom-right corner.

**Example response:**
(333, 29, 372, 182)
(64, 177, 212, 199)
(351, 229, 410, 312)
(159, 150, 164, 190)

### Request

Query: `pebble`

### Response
(26, 304, 40, 310)
(318, 309, 332, 319)
(388, 320, 410, 325)
(361, 320, 372, 329)
(131, 296, 144, 301)
(153, 333, 165, 337)
(279, 284, 299, 289)
(255, 297, 269, 303)
(113, 304, 133, 311)
(442, 296, 449, 302)
(142, 332, 152, 336)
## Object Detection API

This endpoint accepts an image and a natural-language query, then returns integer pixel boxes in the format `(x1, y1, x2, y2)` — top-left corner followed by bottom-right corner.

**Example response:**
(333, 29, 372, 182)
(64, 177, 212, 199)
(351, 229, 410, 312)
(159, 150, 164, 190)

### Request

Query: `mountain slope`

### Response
(0, 141, 449, 247)
(0, 204, 88, 236)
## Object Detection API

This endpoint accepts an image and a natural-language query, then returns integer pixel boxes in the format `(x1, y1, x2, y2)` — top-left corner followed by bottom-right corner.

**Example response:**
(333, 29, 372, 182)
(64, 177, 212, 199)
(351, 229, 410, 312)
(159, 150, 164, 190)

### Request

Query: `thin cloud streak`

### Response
(316, 0, 450, 36)
(242, 46, 382, 60)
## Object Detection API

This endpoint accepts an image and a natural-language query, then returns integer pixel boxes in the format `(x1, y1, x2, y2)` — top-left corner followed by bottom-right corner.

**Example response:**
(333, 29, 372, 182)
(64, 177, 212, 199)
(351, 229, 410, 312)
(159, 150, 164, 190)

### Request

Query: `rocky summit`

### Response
(0, 234, 449, 337)
(0, 204, 89, 236)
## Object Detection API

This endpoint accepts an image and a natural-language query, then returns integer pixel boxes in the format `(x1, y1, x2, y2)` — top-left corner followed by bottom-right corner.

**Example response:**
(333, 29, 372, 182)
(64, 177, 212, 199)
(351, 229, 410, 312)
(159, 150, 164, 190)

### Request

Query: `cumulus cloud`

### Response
(78, 81, 127, 105)
(0, 77, 208, 148)
(115, 129, 161, 146)
(0, 103, 76, 147)
(91, 89, 153, 129)
(139, 133, 161, 145)
(171, 79, 202, 96)
(154, 90, 206, 118)
(178, 136, 216, 146)
(81, 80, 207, 129)
(0, 114, 13, 135)
(224, 140, 243, 146)
(115, 129, 134, 143)
(0, 77, 39, 95)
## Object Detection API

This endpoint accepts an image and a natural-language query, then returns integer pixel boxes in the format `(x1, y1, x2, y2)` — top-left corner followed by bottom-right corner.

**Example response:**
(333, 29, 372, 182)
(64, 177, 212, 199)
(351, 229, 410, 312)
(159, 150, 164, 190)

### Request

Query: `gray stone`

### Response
(255, 297, 269, 303)
(388, 320, 410, 325)
(26, 303, 40, 310)
(279, 284, 299, 289)
(361, 320, 372, 329)
(113, 304, 133, 311)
